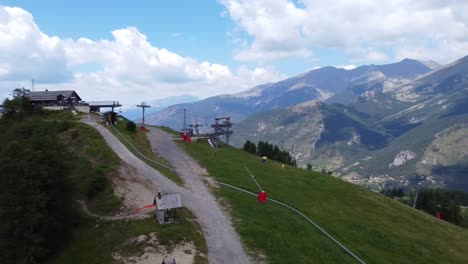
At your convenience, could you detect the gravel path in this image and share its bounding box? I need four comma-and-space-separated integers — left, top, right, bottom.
81, 117, 251, 264
146, 127, 251, 264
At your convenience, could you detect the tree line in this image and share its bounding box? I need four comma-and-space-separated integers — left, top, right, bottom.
0, 90, 74, 263
1, 88, 122, 263
243, 140, 297, 166
415, 188, 468, 226
380, 187, 468, 227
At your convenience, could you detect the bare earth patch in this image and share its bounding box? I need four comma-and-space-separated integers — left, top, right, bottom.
112, 233, 196, 264
111, 162, 198, 264
114, 161, 157, 214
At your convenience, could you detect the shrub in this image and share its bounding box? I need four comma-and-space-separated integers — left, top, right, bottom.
126, 121, 136, 132
87, 176, 108, 199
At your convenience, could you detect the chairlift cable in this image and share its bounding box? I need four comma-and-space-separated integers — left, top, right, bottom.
244, 165, 263, 192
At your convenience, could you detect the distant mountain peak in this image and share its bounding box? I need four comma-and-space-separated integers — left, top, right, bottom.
416, 59, 441, 70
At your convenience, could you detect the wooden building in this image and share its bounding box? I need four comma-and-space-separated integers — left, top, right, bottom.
153, 192, 182, 224
26, 90, 82, 107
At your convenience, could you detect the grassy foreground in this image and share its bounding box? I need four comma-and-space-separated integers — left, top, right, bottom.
51, 209, 207, 264
179, 140, 468, 264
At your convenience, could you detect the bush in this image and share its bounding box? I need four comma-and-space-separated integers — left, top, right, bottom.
126, 121, 136, 132
56, 121, 72, 132
87, 176, 108, 199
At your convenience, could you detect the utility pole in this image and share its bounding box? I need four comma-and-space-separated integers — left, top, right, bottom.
183, 108, 187, 135
137, 102, 151, 126
413, 189, 419, 208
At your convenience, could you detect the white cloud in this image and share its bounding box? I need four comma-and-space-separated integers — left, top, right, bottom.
221, 0, 468, 63
0, 7, 72, 82
0, 6, 283, 104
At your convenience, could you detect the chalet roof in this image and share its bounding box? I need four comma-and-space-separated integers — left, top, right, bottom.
26, 90, 81, 101
155, 193, 182, 210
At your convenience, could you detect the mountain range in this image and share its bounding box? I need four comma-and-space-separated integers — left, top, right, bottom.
145, 59, 437, 129
121, 94, 199, 121
146, 56, 468, 191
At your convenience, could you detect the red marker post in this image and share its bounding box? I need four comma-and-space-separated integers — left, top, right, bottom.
244, 166, 267, 203
258, 191, 267, 203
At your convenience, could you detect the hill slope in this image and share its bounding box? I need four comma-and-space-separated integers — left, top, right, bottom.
231, 101, 389, 169
179, 140, 468, 263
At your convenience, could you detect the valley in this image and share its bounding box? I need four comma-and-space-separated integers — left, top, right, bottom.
143, 55, 468, 191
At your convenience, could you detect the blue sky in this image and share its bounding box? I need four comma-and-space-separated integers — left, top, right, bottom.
0, 0, 331, 75
1, 1, 235, 65
1, 1, 468, 103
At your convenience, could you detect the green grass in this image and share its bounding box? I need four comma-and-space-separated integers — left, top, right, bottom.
39, 109, 81, 121
106, 119, 183, 185
27, 111, 123, 214
179, 140, 468, 264
51, 209, 208, 264
60, 122, 123, 213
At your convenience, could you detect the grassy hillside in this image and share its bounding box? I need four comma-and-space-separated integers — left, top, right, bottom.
179, 140, 468, 263
352, 114, 468, 184
0, 109, 208, 263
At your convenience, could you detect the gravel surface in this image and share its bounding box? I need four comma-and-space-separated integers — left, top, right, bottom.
81, 117, 251, 264
146, 127, 251, 264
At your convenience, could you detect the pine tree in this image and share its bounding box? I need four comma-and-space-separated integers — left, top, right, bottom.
243, 140, 252, 152
249, 142, 257, 154
273, 146, 280, 161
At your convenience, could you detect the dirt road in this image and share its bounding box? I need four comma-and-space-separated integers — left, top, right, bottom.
146, 127, 251, 264
82, 118, 251, 264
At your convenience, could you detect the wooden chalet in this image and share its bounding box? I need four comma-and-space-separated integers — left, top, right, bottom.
26, 90, 82, 107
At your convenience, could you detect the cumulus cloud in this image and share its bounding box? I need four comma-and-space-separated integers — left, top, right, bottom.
0, 7, 72, 82
221, 0, 468, 63
0, 6, 283, 104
